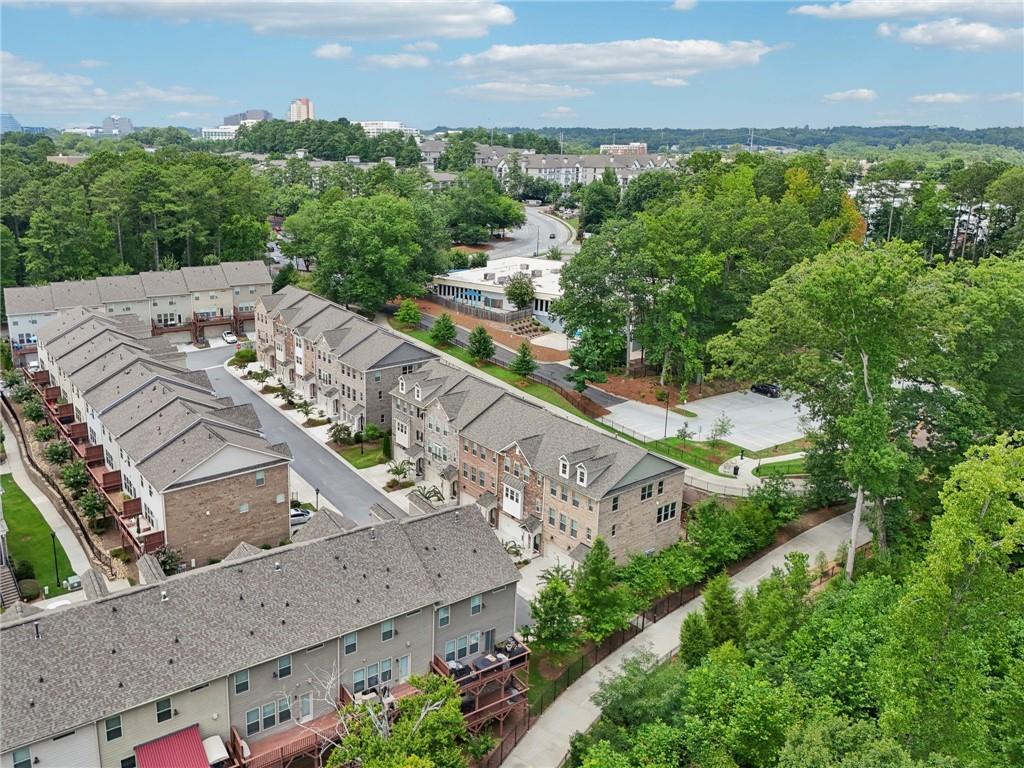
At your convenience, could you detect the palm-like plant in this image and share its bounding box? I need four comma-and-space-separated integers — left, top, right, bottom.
250, 369, 271, 385
296, 400, 314, 419
539, 562, 575, 588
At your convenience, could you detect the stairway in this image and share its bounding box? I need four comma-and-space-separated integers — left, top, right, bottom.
0, 564, 21, 609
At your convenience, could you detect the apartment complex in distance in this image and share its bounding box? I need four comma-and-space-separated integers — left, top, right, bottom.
288, 97, 315, 122
392, 360, 686, 562
355, 120, 419, 138
3, 261, 272, 363
27, 308, 291, 564
254, 287, 435, 432
599, 142, 648, 155
0, 508, 525, 768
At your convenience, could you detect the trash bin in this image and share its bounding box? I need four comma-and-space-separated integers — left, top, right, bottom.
733, 464, 740, 478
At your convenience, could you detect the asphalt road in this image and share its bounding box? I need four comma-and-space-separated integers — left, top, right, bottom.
185, 348, 402, 525
490, 206, 576, 260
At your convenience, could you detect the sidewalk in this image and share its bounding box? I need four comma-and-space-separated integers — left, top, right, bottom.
1, 409, 130, 593
503, 509, 870, 768
719, 452, 807, 491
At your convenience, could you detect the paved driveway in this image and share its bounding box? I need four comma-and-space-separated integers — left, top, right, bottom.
489, 207, 576, 260
186, 353, 402, 525
605, 389, 810, 452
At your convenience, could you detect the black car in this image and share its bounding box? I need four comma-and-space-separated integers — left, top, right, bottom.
751, 382, 781, 398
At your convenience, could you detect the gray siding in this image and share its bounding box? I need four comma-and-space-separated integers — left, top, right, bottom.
2, 728, 100, 768
434, 586, 517, 661
338, 611, 436, 695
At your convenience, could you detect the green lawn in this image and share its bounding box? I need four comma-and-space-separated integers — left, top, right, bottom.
753, 457, 807, 477
391, 322, 586, 419
748, 437, 811, 459
1, 474, 74, 597
337, 442, 388, 469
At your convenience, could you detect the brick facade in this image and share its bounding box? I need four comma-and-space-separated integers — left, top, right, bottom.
163, 464, 290, 566
595, 471, 685, 561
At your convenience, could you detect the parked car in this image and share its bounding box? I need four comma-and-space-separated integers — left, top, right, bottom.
221, 330, 238, 344
289, 508, 312, 526
751, 382, 781, 398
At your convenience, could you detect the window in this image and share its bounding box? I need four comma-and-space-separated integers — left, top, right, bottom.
469, 631, 480, 654
381, 619, 394, 642
570, 519, 578, 539
559, 513, 567, 532
367, 662, 380, 689
559, 458, 569, 477
586, 527, 592, 541
471, 594, 483, 615
276, 493, 286, 504
155, 698, 172, 723
277, 654, 292, 679
640, 483, 653, 501
12, 749, 30, 768
572, 492, 580, 508
611, 524, 617, 537
380, 658, 393, 683
278, 697, 291, 723
353, 668, 366, 693
656, 502, 678, 525
344, 632, 358, 654
239, 502, 250, 514
105, 715, 122, 741
611, 495, 619, 511
577, 465, 587, 486
121, 758, 137, 768
234, 669, 249, 694
560, 484, 568, 502
548, 507, 556, 525
457, 635, 468, 659
374, 371, 381, 382
234, 287, 240, 295
255, 470, 266, 487
246, 708, 262, 741
262, 702, 276, 730
438, 605, 450, 627
657, 480, 664, 495
444, 639, 457, 662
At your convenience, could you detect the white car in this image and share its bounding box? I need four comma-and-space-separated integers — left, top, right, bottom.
289, 508, 312, 526
221, 330, 238, 344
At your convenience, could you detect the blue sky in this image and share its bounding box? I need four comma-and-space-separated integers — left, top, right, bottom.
2, 1, 1021, 130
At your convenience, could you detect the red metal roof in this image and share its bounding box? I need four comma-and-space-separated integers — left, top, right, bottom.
135, 723, 209, 768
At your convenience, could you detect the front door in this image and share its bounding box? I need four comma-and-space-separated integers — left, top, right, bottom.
398, 655, 411, 682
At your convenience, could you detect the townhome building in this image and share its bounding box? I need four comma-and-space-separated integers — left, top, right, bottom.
254, 287, 435, 432
29, 309, 292, 565
392, 360, 686, 562
0, 508, 524, 768
3, 261, 271, 362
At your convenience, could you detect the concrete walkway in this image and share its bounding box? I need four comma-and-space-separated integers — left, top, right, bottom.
503, 509, 870, 768
1, 409, 129, 592
719, 452, 807, 491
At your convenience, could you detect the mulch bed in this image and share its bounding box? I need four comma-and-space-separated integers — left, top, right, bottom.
597, 373, 743, 407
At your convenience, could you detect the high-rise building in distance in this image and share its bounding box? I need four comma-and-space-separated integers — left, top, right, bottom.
288, 98, 315, 122
355, 120, 420, 139
223, 108, 272, 126
101, 114, 134, 136
0, 112, 22, 133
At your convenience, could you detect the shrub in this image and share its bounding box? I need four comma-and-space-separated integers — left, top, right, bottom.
654, 389, 668, 402
229, 347, 257, 368
153, 546, 183, 575
110, 547, 132, 564
61, 461, 90, 496
363, 423, 384, 442
10, 383, 34, 403
395, 298, 422, 328
429, 313, 457, 346
12, 559, 35, 581
33, 424, 56, 442
78, 489, 107, 521
449, 250, 470, 270
43, 441, 71, 465
469, 252, 488, 268
2, 369, 21, 388
328, 422, 353, 445
381, 432, 392, 459
23, 399, 45, 422
18, 579, 41, 601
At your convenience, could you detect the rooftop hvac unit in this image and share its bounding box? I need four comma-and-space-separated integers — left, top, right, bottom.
532, 270, 543, 277
520, 264, 530, 270
496, 276, 509, 285
551, 268, 562, 275
483, 272, 495, 281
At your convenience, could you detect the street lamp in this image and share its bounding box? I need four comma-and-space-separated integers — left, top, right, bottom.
315, 488, 320, 510
50, 531, 60, 588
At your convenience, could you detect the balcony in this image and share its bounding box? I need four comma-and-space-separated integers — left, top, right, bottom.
11, 342, 37, 360
43, 385, 61, 403
234, 308, 255, 323
195, 312, 232, 329
431, 637, 530, 732
68, 422, 89, 443
84, 444, 105, 467
88, 465, 122, 493
53, 403, 75, 424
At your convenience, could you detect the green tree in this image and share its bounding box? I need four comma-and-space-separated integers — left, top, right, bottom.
272, 262, 297, 293
702, 572, 742, 648
429, 313, 457, 347
678, 611, 715, 669
395, 298, 422, 328
708, 412, 734, 446
573, 537, 632, 643
564, 327, 616, 393
78, 489, 107, 526
32, 424, 56, 443
467, 325, 495, 362
326, 675, 470, 768
529, 576, 579, 660
509, 341, 537, 379
579, 170, 621, 233
22, 399, 45, 422
503, 271, 535, 311
43, 441, 71, 465
60, 460, 90, 497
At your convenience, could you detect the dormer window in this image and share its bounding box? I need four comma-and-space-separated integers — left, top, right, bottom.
414, 384, 421, 401
399, 377, 406, 394
559, 457, 569, 478
576, 465, 587, 487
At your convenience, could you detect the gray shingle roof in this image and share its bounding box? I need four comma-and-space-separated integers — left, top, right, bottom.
181, 265, 229, 292
218, 260, 272, 286
138, 270, 188, 296
2, 285, 54, 315
49, 280, 101, 309
223, 541, 263, 561
0, 508, 517, 753
96, 275, 146, 303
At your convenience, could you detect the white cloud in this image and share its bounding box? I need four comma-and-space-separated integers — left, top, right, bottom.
403, 41, 440, 52
363, 53, 430, 69
0, 51, 218, 114
169, 111, 194, 118
791, 1, 1022, 21
910, 92, 977, 103
62, 1, 515, 39
652, 78, 688, 87
540, 105, 576, 118
449, 82, 593, 102
312, 43, 353, 60
452, 38, 781, 86
672, 0, 698, 10
78, 58, 106, 68
877, 18, 1022, 50
992, 91, 1024, 101
823, 87, 878, 101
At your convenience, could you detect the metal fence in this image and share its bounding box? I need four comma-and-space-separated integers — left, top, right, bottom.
425, 293, 533, 324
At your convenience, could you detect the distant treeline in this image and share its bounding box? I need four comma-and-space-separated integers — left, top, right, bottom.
432, 125, 1024, 152
232, 119, 422, 165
